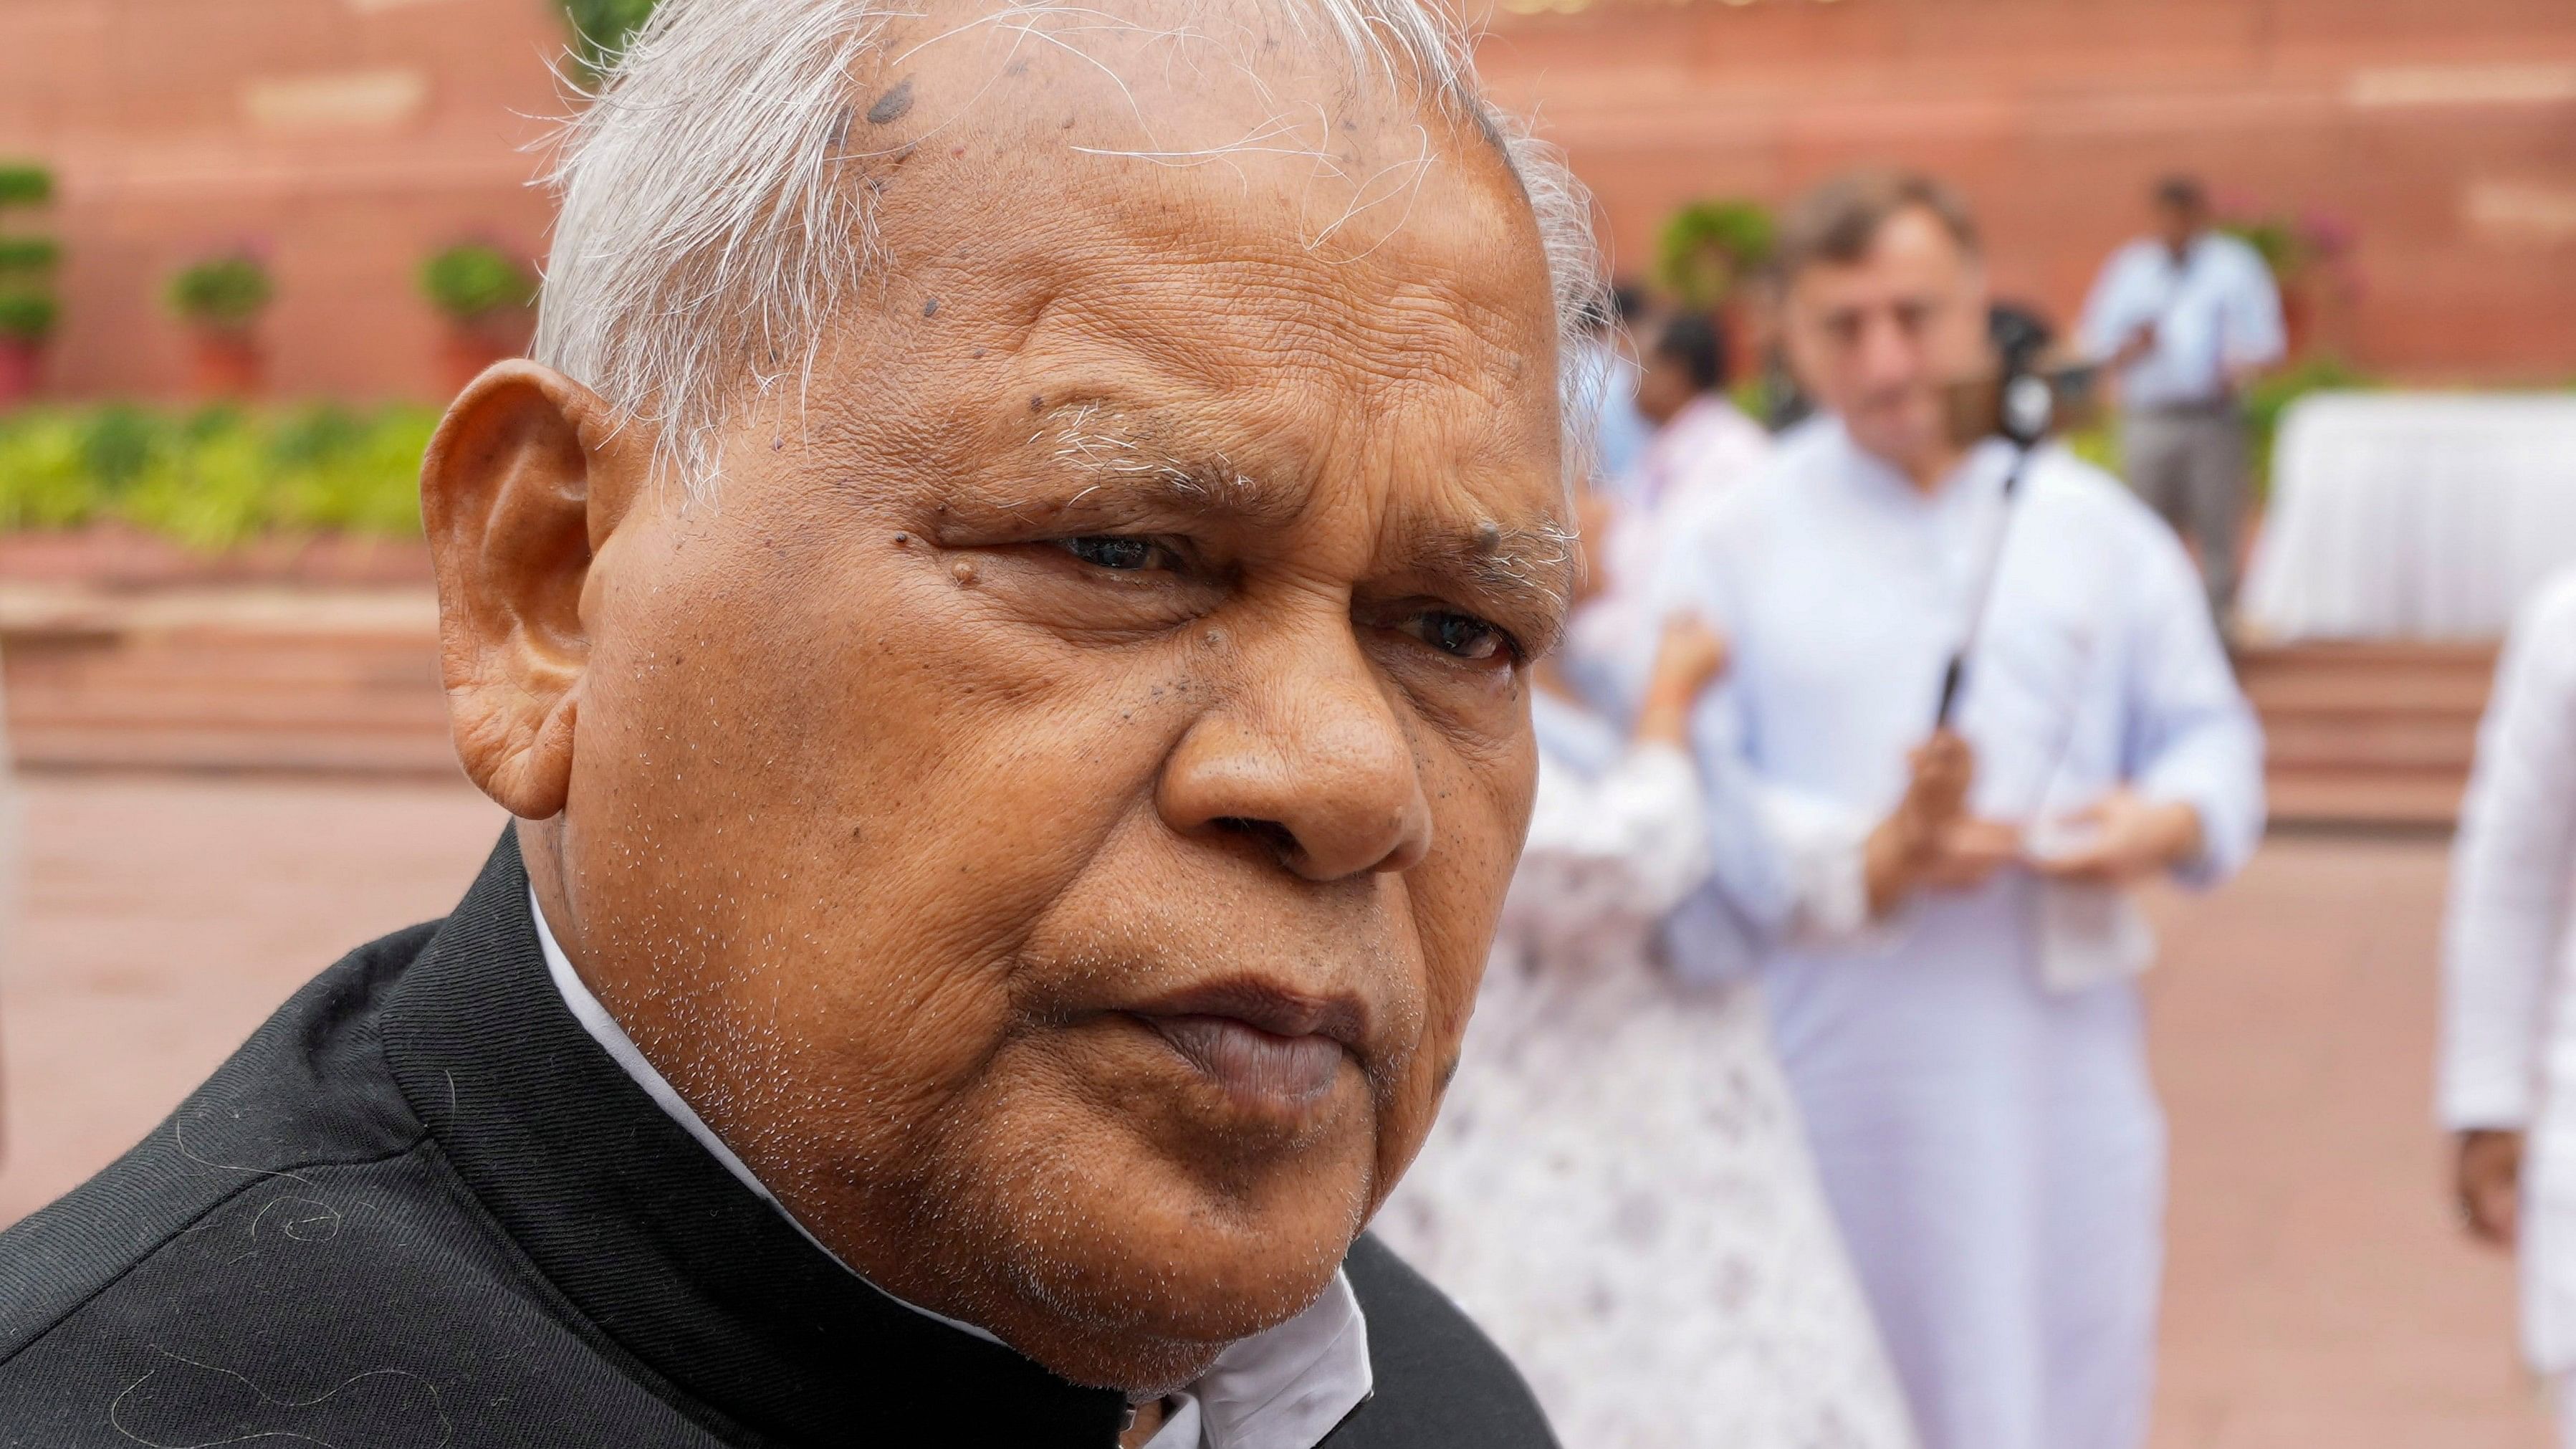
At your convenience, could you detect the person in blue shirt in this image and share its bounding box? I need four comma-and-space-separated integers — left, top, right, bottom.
2079, 175, 2287, 623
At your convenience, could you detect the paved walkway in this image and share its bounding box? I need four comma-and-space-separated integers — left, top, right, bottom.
0, 775, 2548, 1445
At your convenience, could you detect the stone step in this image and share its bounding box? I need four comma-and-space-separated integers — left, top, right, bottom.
2265, 770, 2468, 831
2, 587, 456, 778
2237, 643, 2497, 829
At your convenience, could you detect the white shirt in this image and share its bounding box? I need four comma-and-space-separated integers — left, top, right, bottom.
2438, 568, 2576, 1372
531, 891, 1374, 1449
1644, 417, 2264, 1448
1653, 417, 2265, 982
2440, 570, 2576, 1137
2079, 231, 2286, 411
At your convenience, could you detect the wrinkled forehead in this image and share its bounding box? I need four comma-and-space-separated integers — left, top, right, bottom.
823, 5, 1567, 542
859, 3, 1538, 267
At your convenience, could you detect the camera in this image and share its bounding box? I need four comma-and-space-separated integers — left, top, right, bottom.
1943, 301, 2103, 449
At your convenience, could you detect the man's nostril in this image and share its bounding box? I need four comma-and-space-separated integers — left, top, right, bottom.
1212, 816, 1300, 859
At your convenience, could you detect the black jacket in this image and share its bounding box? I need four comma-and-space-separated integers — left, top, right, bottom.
0, 833, 1553, 1448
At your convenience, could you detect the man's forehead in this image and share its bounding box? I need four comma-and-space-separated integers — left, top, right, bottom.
859, 4, 1531, 269
1798, 217, 1978, 304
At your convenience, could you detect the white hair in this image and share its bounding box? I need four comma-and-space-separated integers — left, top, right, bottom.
534, 0, 1599, 495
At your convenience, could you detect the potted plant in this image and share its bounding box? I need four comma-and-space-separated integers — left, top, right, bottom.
168, 249, 274, 398
1656, 197, 1776, 388
1656, 199, 1775, 314
2216, 200, 2360, 360
0, 163, 57, 406
419, 241, 538, 393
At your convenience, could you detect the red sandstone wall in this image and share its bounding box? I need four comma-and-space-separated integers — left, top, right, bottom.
0, 0, 2567, 401
0, 0, 564, 401
1481, 0, 2576, 381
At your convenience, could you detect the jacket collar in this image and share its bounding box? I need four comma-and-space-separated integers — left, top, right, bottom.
378, 831, 1130, 1445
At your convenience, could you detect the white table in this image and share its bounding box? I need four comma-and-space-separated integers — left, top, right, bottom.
2243, 393, 2576, 641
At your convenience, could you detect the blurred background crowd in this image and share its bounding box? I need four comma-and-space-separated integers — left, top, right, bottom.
1, 1, 2572, 1445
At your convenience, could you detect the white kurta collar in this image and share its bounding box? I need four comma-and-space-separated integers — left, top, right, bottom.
1819, 416, 2018, 513
529, 889, 1373, 1449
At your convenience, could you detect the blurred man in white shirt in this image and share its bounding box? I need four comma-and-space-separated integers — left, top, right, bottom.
2079, 175, 2285, 623
1661, 169, 2264, 1449
2441, 566, 2576, 1447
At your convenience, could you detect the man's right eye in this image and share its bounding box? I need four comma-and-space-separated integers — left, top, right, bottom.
1055, 535, 1179, 573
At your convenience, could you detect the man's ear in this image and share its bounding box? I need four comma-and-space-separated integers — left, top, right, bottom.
421, 360, 650, 820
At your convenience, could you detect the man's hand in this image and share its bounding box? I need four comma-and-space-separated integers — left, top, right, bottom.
1864, 732, 2018, 917
2110, 320, 2160, 368
2029, 789, 2203, 886
2456, 1129, 2524, 1248
1919, 818, 2022, 891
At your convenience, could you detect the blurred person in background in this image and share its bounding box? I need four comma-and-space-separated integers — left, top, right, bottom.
2441, 565, 2576, 1448
1624, 309, 1771, 512
2079, 174, 2285, 626
1572, 281, 1654, 487
1562, 307, 1771, 717
1379, 502, 1915, 1449
1655, 170, 2265, 1449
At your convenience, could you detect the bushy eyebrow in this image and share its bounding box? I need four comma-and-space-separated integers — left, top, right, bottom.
1036, 400, 1574, 646
1041, 402, 1306, 529
1400, 519, 1576, 608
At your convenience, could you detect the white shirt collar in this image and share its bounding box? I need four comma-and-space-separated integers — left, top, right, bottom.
529, 889, 1373, 1449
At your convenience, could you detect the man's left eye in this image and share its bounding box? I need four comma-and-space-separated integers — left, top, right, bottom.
1057, 536, 1172, 572
1403, 609, 1515, 663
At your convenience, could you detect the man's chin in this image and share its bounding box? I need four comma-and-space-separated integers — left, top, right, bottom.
794, 1139, 1360, 1390
984, 1217, 1352, 1392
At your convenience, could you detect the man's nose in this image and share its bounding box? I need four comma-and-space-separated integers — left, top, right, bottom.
1156, 626, 1435, 882
1854, 312, 1923, 388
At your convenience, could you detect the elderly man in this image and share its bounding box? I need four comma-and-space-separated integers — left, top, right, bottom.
1655, 171, 2265, 1449
2079, 174, 2286, 623
0, 4, 1589, 1445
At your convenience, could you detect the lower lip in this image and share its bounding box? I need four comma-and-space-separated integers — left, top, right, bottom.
1141, 1015, 1345, 1113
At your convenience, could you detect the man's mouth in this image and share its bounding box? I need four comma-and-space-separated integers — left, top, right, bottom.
1143, 1015, 1344, 1109
1126, 980, 1366, 1114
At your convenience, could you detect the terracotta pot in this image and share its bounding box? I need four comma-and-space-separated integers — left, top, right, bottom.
188, 330, 264, 399
0, 336, 41, 406
436, 321, 525, 398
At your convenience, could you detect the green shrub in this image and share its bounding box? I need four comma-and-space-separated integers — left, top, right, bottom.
1657, 199, 1775, 312
562, 0, 661, 80
420, 243, 537, 324
0, 160, 56, 346
168, 252, 274, 331
0, 403, 436, 547
0, 293, 56, 343
0, 236, 57, 274
0, 165, 49, 208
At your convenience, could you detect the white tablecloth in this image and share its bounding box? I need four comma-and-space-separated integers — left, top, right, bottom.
2243, 393, 2576, 641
